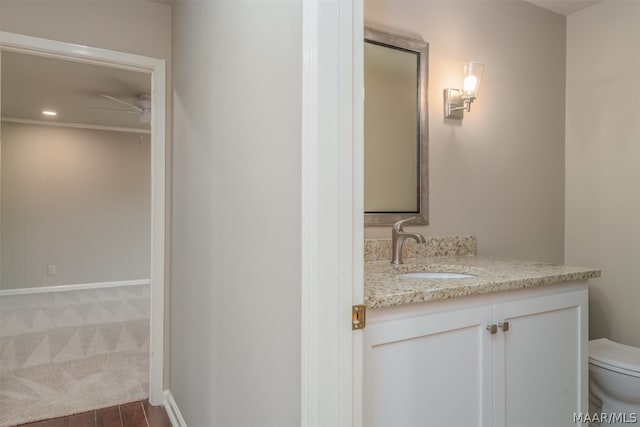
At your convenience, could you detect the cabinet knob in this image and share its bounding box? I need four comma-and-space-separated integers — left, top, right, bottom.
499, 321, 510, 332
486, 324, 498, 334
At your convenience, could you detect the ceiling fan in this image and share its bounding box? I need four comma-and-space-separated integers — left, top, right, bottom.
89, 94, 151, 123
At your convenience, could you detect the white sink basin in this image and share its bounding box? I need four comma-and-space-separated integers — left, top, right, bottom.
399, 272, 476, 279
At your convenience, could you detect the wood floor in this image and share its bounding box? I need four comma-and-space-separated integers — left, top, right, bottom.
14, 400, 171, 427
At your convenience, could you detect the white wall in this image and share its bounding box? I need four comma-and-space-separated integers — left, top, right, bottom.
565, 0, 640, 347
364, 0, 567, 263
171, 1, 301, 425
1, 123, 150, 289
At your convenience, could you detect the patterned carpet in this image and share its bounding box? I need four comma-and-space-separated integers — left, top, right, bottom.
0, 284, 149, 426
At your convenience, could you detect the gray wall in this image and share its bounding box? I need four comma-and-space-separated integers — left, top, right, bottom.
565, 0, 640, 347
1, 123, 150, 289
171, 1, 301, 425
364, 0, 567, 264
0, 0, 171, 60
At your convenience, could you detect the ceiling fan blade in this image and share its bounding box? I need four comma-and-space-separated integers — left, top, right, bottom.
100, 94, 143, 112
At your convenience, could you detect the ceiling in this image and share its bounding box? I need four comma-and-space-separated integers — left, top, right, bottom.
1, 50, 151, 131
1, 1, 598, 131
524, 0, 601, 16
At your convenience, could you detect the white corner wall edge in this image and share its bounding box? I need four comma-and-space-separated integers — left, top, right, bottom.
0, 279, 150, 297
164, 390, 187, 427
0, 31, 167, 407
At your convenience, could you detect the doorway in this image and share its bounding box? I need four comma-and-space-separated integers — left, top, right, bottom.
0, 31, 166, 424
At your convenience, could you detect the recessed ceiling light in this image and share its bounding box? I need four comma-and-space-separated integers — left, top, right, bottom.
42, 110, 57, 116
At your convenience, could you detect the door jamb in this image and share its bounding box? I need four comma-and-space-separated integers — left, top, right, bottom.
300, 0, 364, 425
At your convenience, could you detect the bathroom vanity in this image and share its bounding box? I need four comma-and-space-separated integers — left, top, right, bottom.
363, 238, 600, 427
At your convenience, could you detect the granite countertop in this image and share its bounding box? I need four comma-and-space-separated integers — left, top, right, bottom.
364, 237, 601, 309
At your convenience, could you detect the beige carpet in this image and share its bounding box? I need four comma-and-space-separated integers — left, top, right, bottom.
0, 284, 150, 426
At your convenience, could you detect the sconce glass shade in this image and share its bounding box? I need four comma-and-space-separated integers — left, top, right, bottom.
462, 62, 484, 99
444, 62, 485, 119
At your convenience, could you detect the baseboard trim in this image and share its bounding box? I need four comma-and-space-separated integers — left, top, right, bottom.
0, 279, 150, 297
164, 390, 187, 427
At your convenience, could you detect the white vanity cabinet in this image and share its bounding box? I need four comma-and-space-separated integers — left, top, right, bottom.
363, 282, 589, 427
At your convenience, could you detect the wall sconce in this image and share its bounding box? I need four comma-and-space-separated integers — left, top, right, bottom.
444, 62, 485, 119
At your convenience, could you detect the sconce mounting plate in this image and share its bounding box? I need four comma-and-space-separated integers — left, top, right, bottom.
444, 88, 464, 120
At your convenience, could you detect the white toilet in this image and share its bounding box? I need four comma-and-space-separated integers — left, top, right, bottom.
589, 338, 640, 420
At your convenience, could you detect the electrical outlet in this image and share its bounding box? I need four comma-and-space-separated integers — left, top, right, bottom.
47, 264, 56, 275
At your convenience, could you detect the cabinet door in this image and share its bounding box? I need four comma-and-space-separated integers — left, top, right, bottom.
493, 289, 588, 427
364, 305, 493, 427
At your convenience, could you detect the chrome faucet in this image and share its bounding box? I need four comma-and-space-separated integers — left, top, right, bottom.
391, 217, 426, 265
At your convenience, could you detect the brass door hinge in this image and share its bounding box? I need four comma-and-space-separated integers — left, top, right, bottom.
352, 305, 366, 330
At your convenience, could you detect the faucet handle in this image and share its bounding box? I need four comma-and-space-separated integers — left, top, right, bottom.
392, 216, 420, 232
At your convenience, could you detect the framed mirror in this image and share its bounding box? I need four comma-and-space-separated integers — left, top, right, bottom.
364, 27, 428, 226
